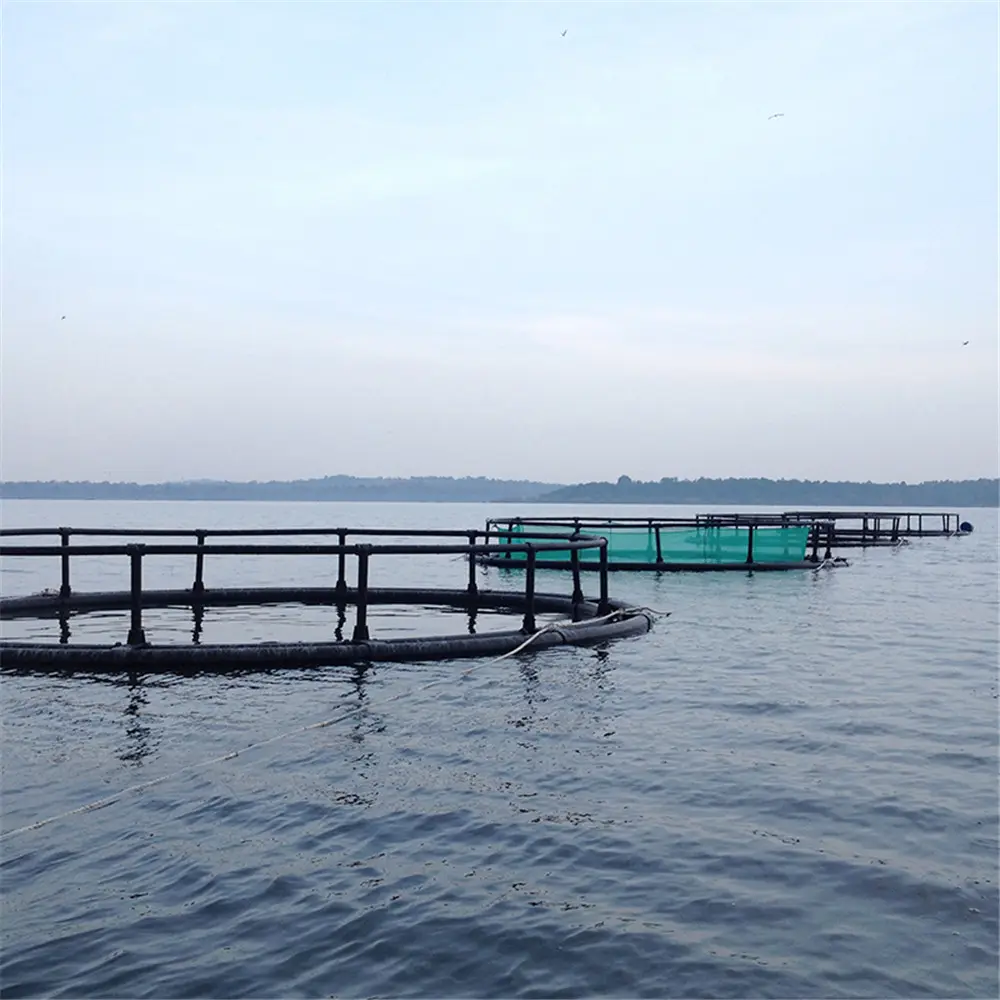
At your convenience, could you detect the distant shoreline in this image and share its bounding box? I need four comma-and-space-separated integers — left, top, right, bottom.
1, 476, 996, 508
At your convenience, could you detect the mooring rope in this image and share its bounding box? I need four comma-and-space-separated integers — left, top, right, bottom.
0, 605, 669, 843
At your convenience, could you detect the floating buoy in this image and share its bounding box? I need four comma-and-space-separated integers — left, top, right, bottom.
959, 521, 974, 534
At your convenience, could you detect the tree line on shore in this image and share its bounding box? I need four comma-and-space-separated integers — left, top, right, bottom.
1, 475, 996, 506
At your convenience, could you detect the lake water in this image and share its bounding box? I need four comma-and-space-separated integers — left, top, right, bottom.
1, 500, 997, 999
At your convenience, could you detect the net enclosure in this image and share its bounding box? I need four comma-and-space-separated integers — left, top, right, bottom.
495, 523, 811, 566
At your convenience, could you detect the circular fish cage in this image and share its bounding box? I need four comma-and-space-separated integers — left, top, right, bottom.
0, 527, 654, 673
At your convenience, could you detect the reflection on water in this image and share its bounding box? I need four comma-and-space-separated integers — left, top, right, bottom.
117, 672, 153, 766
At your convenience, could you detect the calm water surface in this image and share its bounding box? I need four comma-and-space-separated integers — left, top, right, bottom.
2, 501, 997, 998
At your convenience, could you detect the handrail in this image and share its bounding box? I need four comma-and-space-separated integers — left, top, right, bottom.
0, 526, 593, 539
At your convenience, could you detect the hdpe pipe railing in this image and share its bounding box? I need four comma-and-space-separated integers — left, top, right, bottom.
0, 527, 612, 646
775, 510, 964, 542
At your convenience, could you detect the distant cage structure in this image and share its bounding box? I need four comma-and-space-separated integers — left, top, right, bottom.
482, 510, 972, 572
0, 527, 654, 672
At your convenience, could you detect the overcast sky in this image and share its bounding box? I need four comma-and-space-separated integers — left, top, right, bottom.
2, 0, 997, 484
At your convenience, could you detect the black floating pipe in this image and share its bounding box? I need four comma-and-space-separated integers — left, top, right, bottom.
193, 530, 206, 593
598, 542, 610, 615
352, 545, 371, 642
127, 545, 146, 646
522, 545, 536, 633
467, 531, 478, 597
59, 528, 71, 599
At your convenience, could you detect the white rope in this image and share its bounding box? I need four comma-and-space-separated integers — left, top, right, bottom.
1, 605, 668, 843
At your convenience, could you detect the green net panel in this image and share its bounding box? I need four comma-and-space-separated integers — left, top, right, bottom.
496, 525, 811, 565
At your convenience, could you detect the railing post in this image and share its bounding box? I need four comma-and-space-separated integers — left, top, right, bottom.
598, 541, 610, 615
467, 531, 478, 597
824, 523, 833, 560
59, 528, 71, 599
522, 544, 537, 633
811, 525, 820, 562
352, 545, 371, 642
504, 520, 514, 560
745, 524, 755, 565
127, 544, 147, 646
336, 530, 348, 597
192, 530, 206, 593
654, 525, 663, 565
570, 534, 584, 606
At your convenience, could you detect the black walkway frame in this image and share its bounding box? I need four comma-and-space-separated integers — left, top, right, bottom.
0, 527, 653, 671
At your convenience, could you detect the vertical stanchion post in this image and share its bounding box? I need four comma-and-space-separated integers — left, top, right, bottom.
745, 524, 755, 565
193, 530, 206, 593
467, 531, 478, 598
598, 541, 610, 615
570, 534, 584, 606
352, 545, 370, 642
918, 514, 923, 534
811, 525, 820, 562
127, 544, 146, 646
59, 528, 71, 599
824, 523, 833, 560
504, 521, 514, 560
336, 530, 348, 597
522, 545, 536, 632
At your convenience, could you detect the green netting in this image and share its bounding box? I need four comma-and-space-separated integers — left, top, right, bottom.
495, 525, 810, 565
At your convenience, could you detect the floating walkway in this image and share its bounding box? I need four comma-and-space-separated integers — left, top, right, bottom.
0, 527, 654, 672
482, 510, 972, 572
775, 510, 971, 546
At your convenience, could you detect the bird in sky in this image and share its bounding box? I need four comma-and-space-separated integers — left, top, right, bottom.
962, 340, 970, 346
61, 315, 66, 320
561, 29, 568, 36
768, 113, 785, 120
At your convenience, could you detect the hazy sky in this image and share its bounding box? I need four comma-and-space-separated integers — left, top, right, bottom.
2, 0, 997, 484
